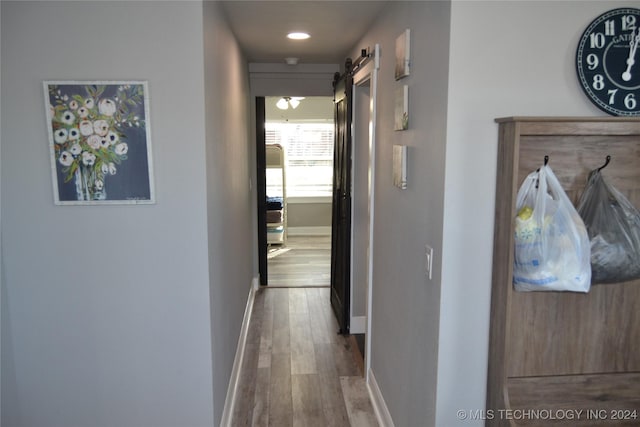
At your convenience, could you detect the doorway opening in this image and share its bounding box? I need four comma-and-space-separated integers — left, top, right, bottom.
263, 96, 334, 288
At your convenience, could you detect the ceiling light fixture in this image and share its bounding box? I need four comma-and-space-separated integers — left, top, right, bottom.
287, 32, 310, 40
276, 97, 304, 110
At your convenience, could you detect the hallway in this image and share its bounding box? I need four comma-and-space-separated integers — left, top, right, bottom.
231, 286, 378, 426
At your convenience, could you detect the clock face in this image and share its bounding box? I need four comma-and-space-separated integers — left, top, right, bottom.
576, 8, 640, 116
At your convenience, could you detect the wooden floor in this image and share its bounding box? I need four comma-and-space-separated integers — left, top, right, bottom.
267, 236, 331, 287
231, 286, 378, 426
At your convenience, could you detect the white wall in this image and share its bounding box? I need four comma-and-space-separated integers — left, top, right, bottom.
1, 2, 215, 426
265, 95, 333, 122
202, 2, 254, 424
437, 1, 639, 426
352, 2, 451, 426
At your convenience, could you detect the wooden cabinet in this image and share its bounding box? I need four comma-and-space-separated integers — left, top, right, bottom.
487, 117, 640, 426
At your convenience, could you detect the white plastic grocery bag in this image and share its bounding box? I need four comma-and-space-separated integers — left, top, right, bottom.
513, 165, 591, 292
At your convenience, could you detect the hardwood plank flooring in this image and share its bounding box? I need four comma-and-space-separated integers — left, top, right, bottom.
231, 287, 378, 426
340, 377, 380, 427
268, 236, 331, 287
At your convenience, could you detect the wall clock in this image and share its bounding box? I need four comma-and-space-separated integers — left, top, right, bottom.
576, 8, 640, 116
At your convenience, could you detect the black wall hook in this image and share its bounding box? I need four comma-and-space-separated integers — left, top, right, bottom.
537, 155, 549, 173
597, 155, 611, 172
535, 156, 549, 188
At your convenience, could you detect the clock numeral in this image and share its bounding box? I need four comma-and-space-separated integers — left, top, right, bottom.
610, 92, 640, 110
593, 74, 605, 91
605, 19, 615, 36
622, 14, 637, 31
625, 93, 637, 110
586, 53, 599, 70
590, 32, 606, 49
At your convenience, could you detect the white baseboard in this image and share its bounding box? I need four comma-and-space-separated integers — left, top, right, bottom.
367, 368, 395, 427
287, 226, 331, 236
219, 276, 259, 427
350, 316, 366, 334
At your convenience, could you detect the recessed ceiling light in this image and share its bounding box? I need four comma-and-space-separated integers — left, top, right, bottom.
287, 32, 310, 40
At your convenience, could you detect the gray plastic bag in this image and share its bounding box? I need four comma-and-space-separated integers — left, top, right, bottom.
577, 169, 640, 284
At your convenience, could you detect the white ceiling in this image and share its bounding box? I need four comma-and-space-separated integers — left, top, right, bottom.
219, 1, 390, 64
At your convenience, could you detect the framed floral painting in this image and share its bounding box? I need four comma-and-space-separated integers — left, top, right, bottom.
44, 81, 155, 205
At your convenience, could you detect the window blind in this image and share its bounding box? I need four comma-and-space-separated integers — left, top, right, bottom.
265, 122, 334, 197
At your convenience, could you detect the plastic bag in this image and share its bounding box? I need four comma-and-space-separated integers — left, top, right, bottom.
513, 165, 591, 292
577, 169, 640, 284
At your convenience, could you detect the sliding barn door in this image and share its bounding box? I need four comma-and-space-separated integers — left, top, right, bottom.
330, 70, 353, 334
256, 97, 268, 286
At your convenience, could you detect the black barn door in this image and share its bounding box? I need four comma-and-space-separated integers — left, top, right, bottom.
256, 97, 268, 286
330, 68, 353, 334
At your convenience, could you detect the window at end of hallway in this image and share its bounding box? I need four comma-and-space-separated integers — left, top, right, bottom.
266, 122, 334, 198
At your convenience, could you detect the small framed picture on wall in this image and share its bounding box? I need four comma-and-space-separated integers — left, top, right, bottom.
393, 145, 408, 190
394, 85, 409, 131
395, 29, 411, 80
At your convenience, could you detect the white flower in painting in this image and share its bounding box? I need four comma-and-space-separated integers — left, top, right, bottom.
115, 142, 128, 155
54, 128, 68, 144
61, 111, 76, 125
77, 107, 89, 119
93, 119, 109, 136
106, 131, 119, 145
98, 99, 117, 116
84, 98, 95, 109
59, 151, 73, 167
95, 179, 104, 191
49, 104, 55, 119
68, 128, 80, 141
70, 143, 82, 156
101, 163, 109, 175
60, 111, 76, 125
108, 162, 117, 175
87, 135, 102, 150
69, 100, 79, 110
79, 120, 93, 136
100, 137, 110, 149
82, 151, 96, 166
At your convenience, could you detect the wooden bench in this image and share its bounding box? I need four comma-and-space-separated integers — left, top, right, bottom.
487, 118, 640, 427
